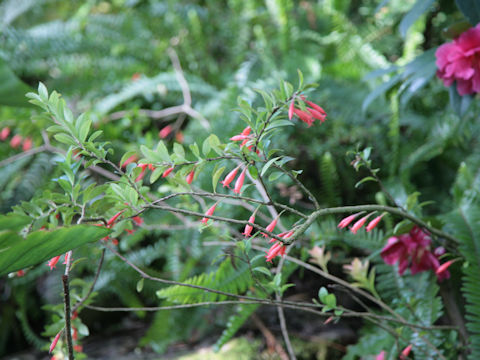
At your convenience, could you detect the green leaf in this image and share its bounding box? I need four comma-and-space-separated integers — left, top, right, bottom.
155, 141, 171, 162
54, 133, 77, 146
173, 143, 185, 160
0, 213, 32, 232
455, 0, 480, 25
268, 171, 283, 182
137, 278, 144, 293
260, 157, 280, 177
212, 166, 225, 192
318, 287, 328, 303
252, 267, 272, 277
0, 225, 110, 276
0, 58, 34, 107
355, 176, 377, 188
399, 0, 435, 38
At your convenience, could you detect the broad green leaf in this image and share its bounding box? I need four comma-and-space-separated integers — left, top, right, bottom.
212, 165, 225, 192
261, 157, 280, 177
0, 213, 32, 232
0, 225, 110, 276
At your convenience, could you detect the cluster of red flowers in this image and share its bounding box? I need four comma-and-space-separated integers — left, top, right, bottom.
436, 23, 480, 95
380, 226, 452, 281
0, 127, 33, 151
288, 96, 327, 127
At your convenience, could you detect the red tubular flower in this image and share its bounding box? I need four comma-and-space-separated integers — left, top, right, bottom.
265, 241, 285, 262
186, 169, 195, 184
132, 216, 143, 226
10, 134, 22, 148
293, 108, 315, 126
288, 100, 295, 120
47, 256, 61, 270
22, 137, 32, 151
107, 210, 125, 227
375, 351, 386, 360
121, 154, 138, 168
262, 216, 279, 237
233, 166, 247, 194
306, 107, 326, 122
400, 344, 412, 360
49, 331, 62, 354
159, 125, 173, 139
241, 126, 252, 136
305, 100, 326, 116
436, 260, 455, 281
337, 213, 361, 229
0, 127, 10, 140
230, 134, 251, 141
72, 327, 78, 341
221, 166, 240, 188
201, 203, 217, 224
74, 345, 83, 352
62, 251, 72, 265
16, 269, 25, 277
366, 213, 385, 232
71, 311, 78, 320
243, 214, 255, 237
162, 166, 174, 177
350, 213, 373, 234
135, 163, 149, 182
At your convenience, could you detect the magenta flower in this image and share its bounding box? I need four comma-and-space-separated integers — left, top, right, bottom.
436, 24, 480, 95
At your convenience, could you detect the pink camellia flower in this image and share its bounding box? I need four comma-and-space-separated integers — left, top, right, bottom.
221, 166, 240, 188
337, 213, 361, 229
47, 255, 62, 270
201, 203, 217, 224
233, 166, 247, 194
243, 214, 255, 237
159, 125, 173, 139
186, 169, 195, 184
162, 166, 174, 177
0, 127, 10, 140
436, 24, 480, 95
22, 137, 33, 151
49, 331, 62, 354
10, 134, 22, 148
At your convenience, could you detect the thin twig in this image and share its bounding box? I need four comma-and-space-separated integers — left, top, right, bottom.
62, 275, 74, 360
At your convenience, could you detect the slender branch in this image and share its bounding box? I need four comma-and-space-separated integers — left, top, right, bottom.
62, 275, 74, 360
72, 249, 106, 314
0, 145, 49, 167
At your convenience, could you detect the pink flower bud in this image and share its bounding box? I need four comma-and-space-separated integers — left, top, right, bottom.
49, 331, 62, 354
243, 215, 255, 237
233, 166, 247, 194
293, 109, 315, 126
132, 216, 143, 225
375, 351, 386, 360
306, 107, 326, 122
366, 214, 385, 232
121, 154, 138, 168
400, 344, 412, 359
201, 203, 217, 224
162, 166, 174, 177
230, 134, 251, 141
107, 210, 125, 227
0, 127, 10, 140
47, 256, 61, 270
22, 137, 33, 151
305, 100, 326, 116
186, 169, 195, 184
337, 213, 361, 229
135, 163, 149, 182
221, 166, 240, 188
288, 100, 295, 120
241, 126, 252, 136
263, 217, 279, 237
159, 125, 173, 139
10, 134, 22, 148
436, 260, 455, 280
350, 214, 373, 234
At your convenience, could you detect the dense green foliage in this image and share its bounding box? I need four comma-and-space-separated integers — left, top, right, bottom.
1, 0, 480, 359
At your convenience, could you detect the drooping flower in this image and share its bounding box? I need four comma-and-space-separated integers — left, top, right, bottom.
121, 154, 138, 168
243, 214, 255, 237
366, 213, 385, 232
230, 134, 251, 141
288, 100, 295, 120
62, 251, 72, 265
159, 125, 173, 139
107, 210, 125, 227
436, 259, 455, 280
201, 203, 217, 224
233, 166, 247, 194
0, 127, 10, 140
135, 163, 149, 182
74, 345, 83, 352
262, 216, 279, 237
293, 108, 315, 126
47, 256, 62, 270
436, 24, 480, 95
186, 169, 195, 184
289, 96, 327, 126
22, 137, 32, 151
161, 166, 173, 178
49, 331, 62, 354
72, 327, 78, 341
132, 216, 143, 226
400, 344, 413, 360
375, 351, 386, 360
337, 213, 361, 229
10, 134, 22, 148
350, 213, 373, 234
221, 166, 240, 188
265, 241, 286, 262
